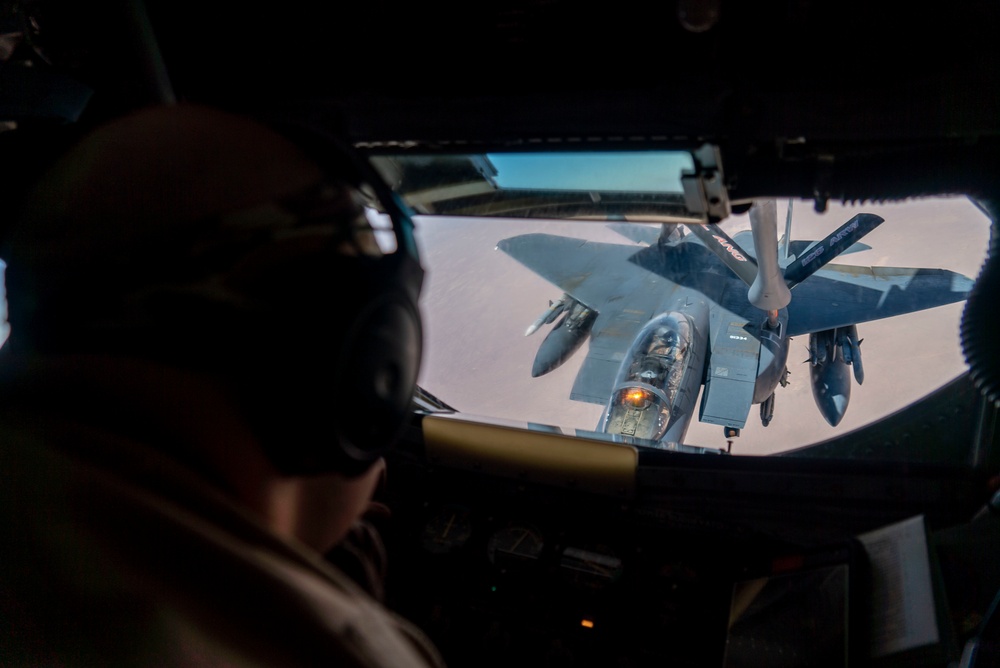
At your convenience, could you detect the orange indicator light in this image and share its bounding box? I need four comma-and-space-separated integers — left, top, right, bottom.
580, 619, 595, 629
625, 389, 647, 405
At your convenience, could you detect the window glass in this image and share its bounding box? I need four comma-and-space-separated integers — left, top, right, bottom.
414, 197, 989, 456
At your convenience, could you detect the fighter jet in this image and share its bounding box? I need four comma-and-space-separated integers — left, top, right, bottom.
497, 200, 975, 445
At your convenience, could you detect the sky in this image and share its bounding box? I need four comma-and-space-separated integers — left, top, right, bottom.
488, 152, 694, 192
414, 196, 990, 456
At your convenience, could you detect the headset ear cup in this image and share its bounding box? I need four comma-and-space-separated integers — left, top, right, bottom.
250, 251, 424, 478
336, 293, 422, 466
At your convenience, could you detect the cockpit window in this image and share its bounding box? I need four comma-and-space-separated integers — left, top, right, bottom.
596, 313, 701, 444
619, 316, 690, 388
409, 189, 989, 460
369, 151, 709, 224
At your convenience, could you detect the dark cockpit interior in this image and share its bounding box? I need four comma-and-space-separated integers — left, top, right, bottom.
3, 1, 1000, 665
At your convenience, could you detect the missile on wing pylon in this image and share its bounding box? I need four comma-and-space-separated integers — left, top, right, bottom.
525, 294, 570, 336
838, 324, 864, 385
808, 328, 834, 365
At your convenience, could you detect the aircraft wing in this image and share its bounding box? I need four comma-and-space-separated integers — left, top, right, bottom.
497, 233, 659, 312
786, 264, 976, 336
497, 233, 680, 405
605, 222, 661, 246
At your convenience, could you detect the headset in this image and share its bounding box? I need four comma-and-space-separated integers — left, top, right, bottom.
248, 119, 427, 477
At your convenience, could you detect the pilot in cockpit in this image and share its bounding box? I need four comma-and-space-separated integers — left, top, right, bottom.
651, 328, 681, 362
637, 327, 681, 385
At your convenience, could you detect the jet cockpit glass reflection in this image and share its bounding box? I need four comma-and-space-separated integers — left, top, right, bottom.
604, 387, 671, 440
621, 317, 691, 389
601, 313, 697, 442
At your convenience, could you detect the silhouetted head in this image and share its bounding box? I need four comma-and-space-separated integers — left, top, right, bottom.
2, 104, 423, 476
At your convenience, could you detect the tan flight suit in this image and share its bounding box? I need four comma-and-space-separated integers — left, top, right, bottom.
0, 404, 444, 667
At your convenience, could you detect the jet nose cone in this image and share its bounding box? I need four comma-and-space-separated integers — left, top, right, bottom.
531, 351, 556, 377
954, 273, 977, 295
821, 393, 849, 426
